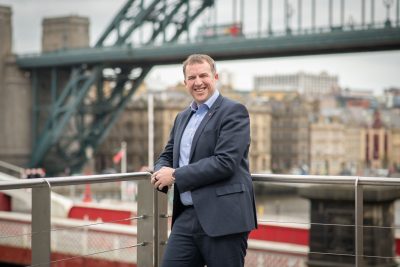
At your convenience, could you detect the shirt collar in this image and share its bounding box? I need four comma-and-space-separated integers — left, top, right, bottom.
190, 90, 220, 111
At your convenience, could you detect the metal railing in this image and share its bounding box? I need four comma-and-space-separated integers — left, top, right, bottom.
0, 172, 168, 267
0, 160, 25, 178
1, 172, 400, 266
252, 173, 400, 267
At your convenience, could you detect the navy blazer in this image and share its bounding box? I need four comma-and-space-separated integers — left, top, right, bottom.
155, 95, 257, 237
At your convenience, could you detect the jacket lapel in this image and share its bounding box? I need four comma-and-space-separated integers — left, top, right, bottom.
189, 95, 223, 161
173, 107, 194, 167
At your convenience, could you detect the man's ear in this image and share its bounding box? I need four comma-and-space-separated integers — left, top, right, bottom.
214, 73, 219, 80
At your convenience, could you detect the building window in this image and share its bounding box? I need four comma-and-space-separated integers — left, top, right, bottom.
365, 133, 369, 163
373, 134, 379, 160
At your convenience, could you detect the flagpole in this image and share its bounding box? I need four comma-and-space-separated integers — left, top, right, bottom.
148, 91, 154, 170
121, 141, 127, 173
120, 141, 127, 201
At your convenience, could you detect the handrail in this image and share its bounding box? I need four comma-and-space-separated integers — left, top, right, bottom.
252, 173, 400, 186
0, 171, 151, 190
2, 171, 398, 189
0, 160, 24, 178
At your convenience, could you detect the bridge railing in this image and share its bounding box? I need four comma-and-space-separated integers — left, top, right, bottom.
16, 19, 399, 60
1, 172, 400, 266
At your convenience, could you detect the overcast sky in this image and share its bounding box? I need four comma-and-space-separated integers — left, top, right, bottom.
1, 0, 399, 93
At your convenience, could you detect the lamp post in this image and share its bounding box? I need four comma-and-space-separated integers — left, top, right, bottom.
120, 141, 127, 201
148, 90, 154, 170
285, 0, 294, 34
384, 0, 394, 27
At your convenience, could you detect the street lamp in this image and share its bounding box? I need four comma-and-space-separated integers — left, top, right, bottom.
383, 0, 394, 27
285, 0, 294, 34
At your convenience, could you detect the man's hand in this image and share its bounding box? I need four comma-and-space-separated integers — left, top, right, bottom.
151, 167, 175, 191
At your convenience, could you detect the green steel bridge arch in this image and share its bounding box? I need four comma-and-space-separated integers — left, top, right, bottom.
15, 0, 400, 174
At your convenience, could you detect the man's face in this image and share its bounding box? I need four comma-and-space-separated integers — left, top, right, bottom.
184, 61, 218, 105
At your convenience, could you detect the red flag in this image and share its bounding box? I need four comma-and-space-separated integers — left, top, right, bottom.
113, 150, 123, 164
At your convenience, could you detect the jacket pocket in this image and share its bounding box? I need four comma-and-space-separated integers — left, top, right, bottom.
216, 183, 246, 196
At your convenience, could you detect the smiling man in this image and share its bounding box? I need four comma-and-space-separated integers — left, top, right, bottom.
151, 54, 257, 267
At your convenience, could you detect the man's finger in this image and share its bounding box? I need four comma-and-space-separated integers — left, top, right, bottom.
154, 179, 161, 188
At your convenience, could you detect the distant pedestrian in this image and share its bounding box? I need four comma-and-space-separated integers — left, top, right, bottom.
24, 169, 32, 179
32, 169, 40, 178
24, 168, 46, 178
38, 168, 46, 178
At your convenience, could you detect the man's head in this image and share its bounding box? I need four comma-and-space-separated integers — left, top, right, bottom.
183, 54, 218, 105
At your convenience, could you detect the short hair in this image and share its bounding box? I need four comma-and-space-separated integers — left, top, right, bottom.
182, 54, 216, 78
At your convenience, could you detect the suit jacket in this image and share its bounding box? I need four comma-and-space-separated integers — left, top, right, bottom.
155, 94, 257, 237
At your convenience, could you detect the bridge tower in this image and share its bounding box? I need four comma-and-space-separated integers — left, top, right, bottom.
0, 6, 31, 167
42, 15, 90, 52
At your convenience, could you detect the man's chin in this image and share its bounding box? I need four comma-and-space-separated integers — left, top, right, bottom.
194, 95, 206, 102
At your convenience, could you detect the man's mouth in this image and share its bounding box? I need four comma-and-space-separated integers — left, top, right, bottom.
194, 87, 205, 92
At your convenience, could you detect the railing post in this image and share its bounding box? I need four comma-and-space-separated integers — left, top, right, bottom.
155, 190, 168, 267
355, 178, 364, 267
137, 180, 155, 267
32, 183, 51, 267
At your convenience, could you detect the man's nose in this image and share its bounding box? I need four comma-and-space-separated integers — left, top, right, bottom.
194, 77, 202, 85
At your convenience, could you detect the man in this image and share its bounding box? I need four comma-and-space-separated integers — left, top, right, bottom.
151, 54, 257, 267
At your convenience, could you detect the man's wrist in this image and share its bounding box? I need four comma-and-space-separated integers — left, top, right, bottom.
171, 169, 176, 183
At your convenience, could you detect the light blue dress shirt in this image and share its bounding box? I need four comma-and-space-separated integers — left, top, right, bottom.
179, 90, 220, 205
